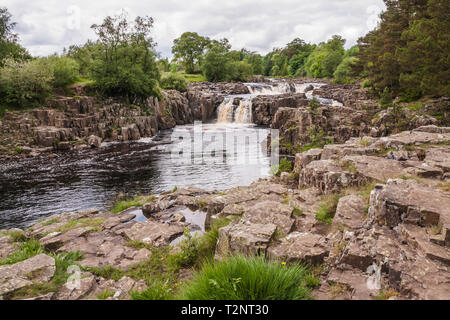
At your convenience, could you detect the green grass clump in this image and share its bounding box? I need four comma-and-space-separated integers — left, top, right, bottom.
111, 196, 146, 214
1, 230, 26, 243
315, 194, 340, 224
131, 280, 175, 300
181, 73, 206, 83
97, 290, 115, 300
270, 158, 293, 177
0, 239, 44, 265
57, 218, 106, 234
85, 265, 125, 281
180, 255, 313, 300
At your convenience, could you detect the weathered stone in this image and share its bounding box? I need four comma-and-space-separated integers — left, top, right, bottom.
369, 179, 450, 228
294, 149, 322, 174
267, 232, 329, 264
332, 195, 367, 231
215, 221, 277, 260
242, 201, 295, 234
300, 160, 367, 194
123, 221, 184, 247
55, 273, 96, 300
87, 135, 102, 148
0, 254, 55, 296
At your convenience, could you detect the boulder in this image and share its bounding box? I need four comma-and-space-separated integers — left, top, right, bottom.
242, 201, 295, 234
369, 179, 450, 228
332, 195, 367, 231
87, 135, 102, 148
0, 254, 55, 296
215, 221, 277, 260
122, 221, 184, 247
267, 232, 329, 264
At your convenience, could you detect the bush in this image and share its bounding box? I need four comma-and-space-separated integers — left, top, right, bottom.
180, 255, 313, 300
160, 73, 187, 92
46, 55, 80, 88
334, 57, 358, 84
0, 58, 54, 107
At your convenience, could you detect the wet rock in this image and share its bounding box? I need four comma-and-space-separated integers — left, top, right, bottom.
0, 254, 55, 296
123, 221, 184, 247
267, 232, 329, 264
215, 221, 277, 260
87, 135, 102, 148
142, 199, 172, 216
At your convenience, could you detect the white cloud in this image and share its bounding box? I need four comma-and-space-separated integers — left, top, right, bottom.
3, 0, 385, 57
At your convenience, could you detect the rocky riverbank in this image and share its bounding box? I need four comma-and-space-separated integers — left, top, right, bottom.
0, 124, 449, 300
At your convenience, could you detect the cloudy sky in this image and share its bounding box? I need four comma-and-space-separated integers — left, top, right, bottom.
3, 0, 385, 58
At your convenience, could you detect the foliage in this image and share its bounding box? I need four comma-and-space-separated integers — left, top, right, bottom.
160, 72, 187, 92
0, 239, 44, 265
355, 0, 450, 100
315, 194, 340, 224
89, 11, 161, 99
271, 157, 293, 177
334, 56, 358, 84
303, 35, 346, 78
180, 255, 313, 300
0, 7, 31, 67
0, 58, 54, 107
45, 55, 80, 88
111, 195, 146, 214
172, 32, 211, 74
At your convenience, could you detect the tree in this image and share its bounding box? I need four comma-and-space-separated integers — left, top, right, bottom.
0, 7, 30, 66
303, 35, 346, 78
202, 41, 231, 82
90, 11, 161, 99
353, 0, 449, 99
172, 32, 210, 74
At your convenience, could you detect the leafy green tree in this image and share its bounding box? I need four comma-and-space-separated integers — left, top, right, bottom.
304, 35, 345, 78
45, 55, 80, 88
245, 53, 263, 75
0, 7, 30, 66
66, 40, 99, 75
354, 0, 449, 99
201, 41, 230, 82
334, 56, 358, 84
172, 32, 210, 74
90, 12, 161, 99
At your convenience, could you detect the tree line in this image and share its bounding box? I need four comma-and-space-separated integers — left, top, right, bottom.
0, 0, 448, 109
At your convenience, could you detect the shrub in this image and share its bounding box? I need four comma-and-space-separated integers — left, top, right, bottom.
0, 58, 53, 107
160, 73, 187, 92
180, 255, 313, 300
46, 55, 80, 88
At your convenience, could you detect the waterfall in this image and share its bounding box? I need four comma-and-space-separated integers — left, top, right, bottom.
235, 99, 253, 123
217, 81, 342, 124
217, 98, 253, 124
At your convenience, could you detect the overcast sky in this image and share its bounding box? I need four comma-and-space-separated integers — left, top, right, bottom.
3, 0, 385, 58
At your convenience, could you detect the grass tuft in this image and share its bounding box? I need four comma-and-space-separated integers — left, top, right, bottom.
180, 255, 313, 300
0, 239, 44, 265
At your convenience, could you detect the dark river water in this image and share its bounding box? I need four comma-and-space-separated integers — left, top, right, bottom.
0, 123, 271, 229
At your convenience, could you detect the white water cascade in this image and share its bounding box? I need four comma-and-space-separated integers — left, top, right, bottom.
217, 81, 343, 124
